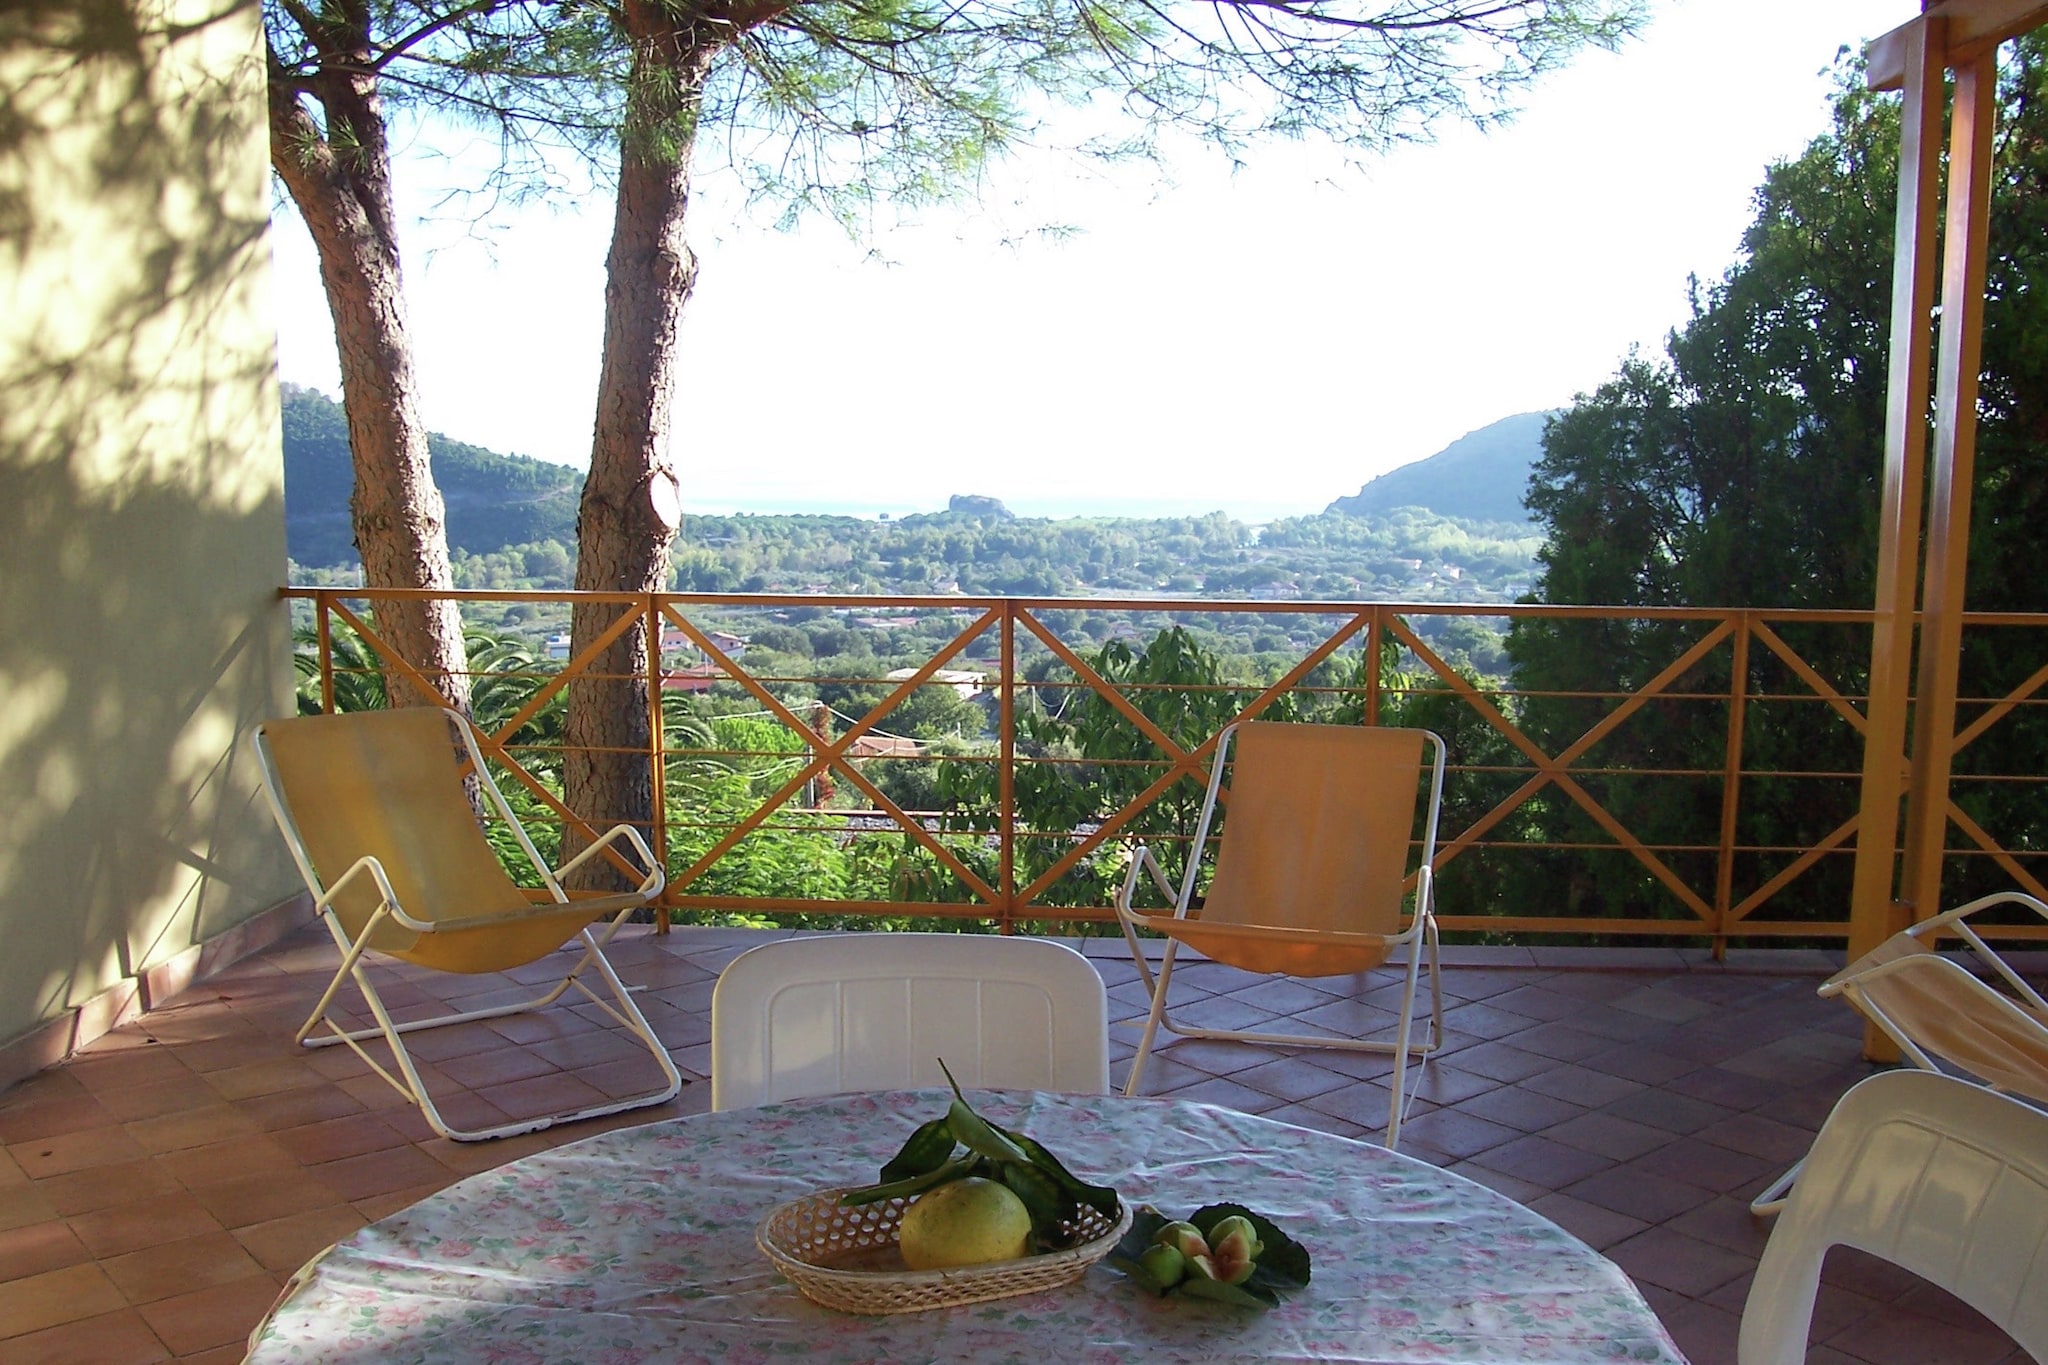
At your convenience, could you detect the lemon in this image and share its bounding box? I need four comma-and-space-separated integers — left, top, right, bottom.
897, 1177, 1033, 1270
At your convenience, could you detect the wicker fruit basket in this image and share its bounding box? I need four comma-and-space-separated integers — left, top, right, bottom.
757, 1187, 1131, 1315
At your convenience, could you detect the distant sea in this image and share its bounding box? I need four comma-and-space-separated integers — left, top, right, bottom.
678, 492, 1325, 523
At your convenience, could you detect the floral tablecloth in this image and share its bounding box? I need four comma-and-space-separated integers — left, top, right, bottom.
244, 1089, 1686, 1364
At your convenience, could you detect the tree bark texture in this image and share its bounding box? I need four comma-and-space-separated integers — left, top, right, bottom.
561, 5, 715, 888
267, 22, 471, 716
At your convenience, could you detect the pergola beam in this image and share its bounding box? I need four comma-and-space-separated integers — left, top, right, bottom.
1867, 0, 2048, 90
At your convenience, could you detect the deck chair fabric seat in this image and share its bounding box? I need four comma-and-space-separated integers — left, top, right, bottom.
264, 708, 625, 971
255, 706, 684, 1141
1116, 720, 1447, 1149
1748, 890, 2048, 1214
1823, 927, 2048, 1103
1118, 724, 1425, 978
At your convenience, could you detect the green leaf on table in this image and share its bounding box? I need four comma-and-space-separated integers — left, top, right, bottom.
946, 1098, 1034, 1166
843, 1067, 1123, 1239
839, 1154, 977, 1206
996, 1159, 1068, 1241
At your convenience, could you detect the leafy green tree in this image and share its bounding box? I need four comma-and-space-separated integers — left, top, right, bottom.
1515, 40, 2048, 926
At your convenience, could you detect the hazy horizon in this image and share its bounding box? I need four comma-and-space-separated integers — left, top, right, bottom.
281, 378, 1542, 525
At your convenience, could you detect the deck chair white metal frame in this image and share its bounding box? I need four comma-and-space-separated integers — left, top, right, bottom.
1116, 721, 1447, 1150
709, 932, 1109, 1110
1750, 890, 2048, 1214
253, 707, 683, 1141
1738, 1069, 2048, 1364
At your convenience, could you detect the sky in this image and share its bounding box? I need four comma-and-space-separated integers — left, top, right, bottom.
268, 0, 1921, 524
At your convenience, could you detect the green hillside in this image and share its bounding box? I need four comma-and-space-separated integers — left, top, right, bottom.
1326, 412, 1549, 524
283, 386, 1539, 611
282, 384, 581, 566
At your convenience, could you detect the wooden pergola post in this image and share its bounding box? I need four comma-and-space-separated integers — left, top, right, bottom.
1850, 1, 2048, 1060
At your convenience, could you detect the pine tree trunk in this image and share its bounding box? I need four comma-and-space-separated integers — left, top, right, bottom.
561, 9, 714, 889
267, 37, 470, 716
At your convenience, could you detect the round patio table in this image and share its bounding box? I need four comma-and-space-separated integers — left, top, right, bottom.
244, 1089, 1687, 1364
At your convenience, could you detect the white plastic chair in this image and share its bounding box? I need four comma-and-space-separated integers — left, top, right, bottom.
709, 932, 1110, 1110
1737, 1070, 2048, 1365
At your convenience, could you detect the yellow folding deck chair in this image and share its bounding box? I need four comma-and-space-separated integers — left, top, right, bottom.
253, 706, 683, 1141
1116, 720, 1447, 1149
1749, 889, 2048, 1215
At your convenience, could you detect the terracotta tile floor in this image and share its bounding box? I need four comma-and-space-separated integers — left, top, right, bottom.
0, 925, 2039, 1365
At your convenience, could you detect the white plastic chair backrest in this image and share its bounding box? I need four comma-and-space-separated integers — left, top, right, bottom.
1738, 1070, 2048, 1365
709, 933, 1109, 1110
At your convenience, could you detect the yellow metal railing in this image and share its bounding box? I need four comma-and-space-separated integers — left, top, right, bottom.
284, 588, 2048, 948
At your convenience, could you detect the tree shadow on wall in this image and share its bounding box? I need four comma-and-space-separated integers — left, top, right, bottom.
0, 0, 297, 1036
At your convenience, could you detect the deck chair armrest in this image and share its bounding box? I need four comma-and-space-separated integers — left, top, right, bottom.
1117, 844, 1183, 916
1899, 893, 2048, 1015
550, 823, 664, 899
1915, 890, 2048, 937
1120, 907, 1410, 958
313, 854, 435, 935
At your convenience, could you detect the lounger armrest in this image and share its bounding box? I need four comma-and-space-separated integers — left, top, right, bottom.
551, 823, 664, 899
1899, 893, 2048, 1015
314, 854, 435, 935
1917, 890, 2048, 936
1116, 843, 1181, 916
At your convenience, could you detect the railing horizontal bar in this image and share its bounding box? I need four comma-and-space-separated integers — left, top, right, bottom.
288, 586, 1970, 623
666, 895, 994, 917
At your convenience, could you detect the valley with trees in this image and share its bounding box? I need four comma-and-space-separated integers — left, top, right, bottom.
283, 383, 1542, 659
267, 0, 1642, 888
282, 31, 2048, 939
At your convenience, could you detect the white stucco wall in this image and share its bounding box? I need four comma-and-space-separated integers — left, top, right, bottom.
0, 0, 299, 1049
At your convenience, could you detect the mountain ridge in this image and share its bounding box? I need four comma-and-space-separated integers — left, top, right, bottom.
282, 384, 584, 567
1327, 412, 1549, 525
282, 386, 1545, 568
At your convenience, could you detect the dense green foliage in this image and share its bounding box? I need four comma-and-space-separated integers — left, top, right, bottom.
668, 506, 1539, 602
1509, 41, 2048, 928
